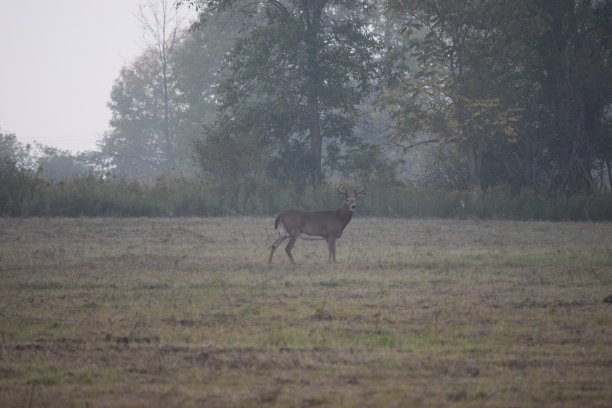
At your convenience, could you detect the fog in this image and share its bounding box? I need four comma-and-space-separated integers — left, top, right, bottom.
1, 1, 610, 207
0, 0, 158, 152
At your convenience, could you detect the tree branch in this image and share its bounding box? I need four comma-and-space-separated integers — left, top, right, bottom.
399, 137, 459, 151
400, 138, 439, 151
267, 0, 290, 17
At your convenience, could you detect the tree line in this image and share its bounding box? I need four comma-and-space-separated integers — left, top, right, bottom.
1, 0, 612, 217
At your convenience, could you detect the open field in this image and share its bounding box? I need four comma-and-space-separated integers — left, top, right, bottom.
1, 217, 611, 407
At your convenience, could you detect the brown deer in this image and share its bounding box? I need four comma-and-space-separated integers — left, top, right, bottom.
268, 185, 366, 264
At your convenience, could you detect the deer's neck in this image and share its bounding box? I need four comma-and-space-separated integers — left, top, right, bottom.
336, 205, 353, 229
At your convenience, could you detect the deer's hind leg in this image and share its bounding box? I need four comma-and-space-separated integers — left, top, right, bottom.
285, 235, 298, 264
269, 234, 288, 264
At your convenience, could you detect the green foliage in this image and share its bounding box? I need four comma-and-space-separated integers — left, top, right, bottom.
196, 0, 383, 184
35, 144, 100, 181
102, 47, 192, 181
328, 142, 403, 185
99, 0, 611, 197
4, 0, 611, 214
386, 0, 612, 194
0, 132, 38, 215
2, 174, 611, 220
100, 1, 232, 182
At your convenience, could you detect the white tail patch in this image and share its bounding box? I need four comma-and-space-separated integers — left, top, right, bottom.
277, 220, 289, 237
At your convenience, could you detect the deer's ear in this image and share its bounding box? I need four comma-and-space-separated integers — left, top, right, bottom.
354, 186, 366, 198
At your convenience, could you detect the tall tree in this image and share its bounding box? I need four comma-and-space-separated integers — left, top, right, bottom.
386, 0, 612, 194
0, 131, 37, 215
103, 0, 187, 180
137, 0, 185, 172
185, 0, 382, 185
529, 0, 612, 194
386, 0, 532, 196
172, 7, 243, 161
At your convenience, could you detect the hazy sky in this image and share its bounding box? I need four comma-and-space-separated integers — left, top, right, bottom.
0, 1, 194, 153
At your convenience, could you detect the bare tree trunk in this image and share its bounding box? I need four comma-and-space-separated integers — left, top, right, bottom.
303, 0, 324, 185
138, 0, 182, 174
465, 138, 483, 200
605, 159, 612, 191
308, 94, 322, 185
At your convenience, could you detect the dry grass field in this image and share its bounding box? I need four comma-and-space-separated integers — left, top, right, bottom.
1, 217, 611, 407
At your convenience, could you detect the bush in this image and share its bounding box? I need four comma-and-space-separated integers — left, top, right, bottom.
4, 175, 612, 220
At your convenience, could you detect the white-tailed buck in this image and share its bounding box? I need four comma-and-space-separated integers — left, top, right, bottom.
268, 185, 366, 264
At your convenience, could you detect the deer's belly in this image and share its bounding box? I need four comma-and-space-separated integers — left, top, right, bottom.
302, 225, 339, 238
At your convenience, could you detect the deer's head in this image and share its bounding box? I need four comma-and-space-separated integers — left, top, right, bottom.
337, 185, 366, 212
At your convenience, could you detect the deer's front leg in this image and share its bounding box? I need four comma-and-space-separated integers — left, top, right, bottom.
327, 237, 337, 262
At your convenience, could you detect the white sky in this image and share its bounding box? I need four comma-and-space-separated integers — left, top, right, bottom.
0, 1, 195, 153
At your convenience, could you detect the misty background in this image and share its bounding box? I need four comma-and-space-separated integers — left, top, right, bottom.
0, 0, 173, 152
1, 0, 611, 219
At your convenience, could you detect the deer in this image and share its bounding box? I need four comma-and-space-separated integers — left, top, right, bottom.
268, 185, 366, 264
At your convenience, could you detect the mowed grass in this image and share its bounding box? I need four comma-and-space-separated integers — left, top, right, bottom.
1, 217, 611, 407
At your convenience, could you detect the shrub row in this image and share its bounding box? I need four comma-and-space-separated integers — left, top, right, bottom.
3, 176, 612, 221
